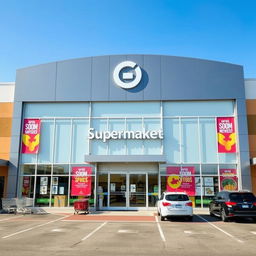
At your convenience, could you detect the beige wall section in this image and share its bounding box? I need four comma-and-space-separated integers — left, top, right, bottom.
0, 104, 13, 160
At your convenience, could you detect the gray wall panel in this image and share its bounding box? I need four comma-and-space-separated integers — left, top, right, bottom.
237, 115, 249, 135
126, 55, 144, 101
109, 55, 127, 101
56, 58, 92, 101
91, 56, 109, 101
6, 173, 18, 197
238, 135, 249, 152
143, 55, 161, 100
15, 63, 57, 102
12, 102, 23, 118
161, 56, 244, 100
11, 118, 22, 136
236, 99, 247, 116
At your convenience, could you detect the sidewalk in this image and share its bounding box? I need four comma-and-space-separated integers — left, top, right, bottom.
42, 207, 209, 216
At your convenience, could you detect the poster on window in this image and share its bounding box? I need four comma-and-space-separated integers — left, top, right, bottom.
40, 177, 48, 186
166, 166, 195, 196
22, 177, 30, 196
217, 117, 236, 153
220, 168, 238, 191
22, 119, 41, 154
40, 186, 47, 195
204, 177, 214, 186
71, 167, 92, 196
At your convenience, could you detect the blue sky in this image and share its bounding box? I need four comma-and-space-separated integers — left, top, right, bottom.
0, 0, 256, 81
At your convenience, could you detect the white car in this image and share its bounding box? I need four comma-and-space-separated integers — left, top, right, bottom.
157, 192, 193, 221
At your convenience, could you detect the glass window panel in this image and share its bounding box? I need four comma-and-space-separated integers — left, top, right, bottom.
92, 119, 108, 131
54, 120, 71, 163
181, 118, 199, 163
164, 118, 180, 163
21, 153, 37, 164
35, 176, 51, 206
20, 165, 36, 175
127, 119, 142, 131
37, 165, 52, 175
92, 140, 107, 155
144, 140, 161, 154
53, 165, 69, 175
109, 119, 125, 131
109, 140, 126, 155
38, 120, 54, 163
72, 119, 89, 163
24, 103, 89, 118
201, 164, 218, 175
219, 164, 237, 171
200, 118, 217, 163
202, 177, 219, 207
144, 118, 161, 131
218, 153, 237, 164
127, 140, 143, 155
164, 101, 234, 116
92, 102, 161, 117
51, 176, 69, 207
19, 176, 35, 198
148, 174, 159, 207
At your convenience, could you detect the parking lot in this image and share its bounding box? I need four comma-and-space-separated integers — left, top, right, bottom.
0, 212, 256, 256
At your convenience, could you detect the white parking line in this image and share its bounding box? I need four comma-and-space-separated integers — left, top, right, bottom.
2, 216, 67, 239
184, 230, 192, 234
81, 222, 107, 241
250, 231, 256, 235
196, 215, 244, 244
155, 216, 166, 242
0, 216, 23, 222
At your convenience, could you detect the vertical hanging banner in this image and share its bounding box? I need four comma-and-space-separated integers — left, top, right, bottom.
220, 168, 238, 191
166, 166, 195, 196
22, 119, 41, 154
71, 167, 92, 196
217, 117, 236, 153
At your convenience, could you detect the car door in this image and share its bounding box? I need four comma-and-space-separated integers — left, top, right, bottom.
211, 192, 223, 214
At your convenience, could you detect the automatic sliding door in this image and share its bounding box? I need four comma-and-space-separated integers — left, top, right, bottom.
129, 174, 146, 207
109, 174, 127, 207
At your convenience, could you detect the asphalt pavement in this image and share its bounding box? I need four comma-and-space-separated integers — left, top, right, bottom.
0, 210, 256, 256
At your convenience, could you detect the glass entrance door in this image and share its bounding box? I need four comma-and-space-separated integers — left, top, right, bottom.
98, 172, 150, 210
129, 174, 146, 208
109, 174, 127, 208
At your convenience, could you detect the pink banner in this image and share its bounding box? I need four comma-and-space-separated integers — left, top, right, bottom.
220, 168, 238, 191
166, 166, 195, 196
217, 117, 236, 153
22, 119, 41, 154
71, 167, 92, 196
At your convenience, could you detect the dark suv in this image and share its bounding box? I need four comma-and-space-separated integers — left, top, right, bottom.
209, 191, 256, 222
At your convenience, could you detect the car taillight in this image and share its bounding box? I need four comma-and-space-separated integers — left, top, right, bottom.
185, 202, 193, 207
162, 202, 171, 207
225, 202, 237, 207
253, 202, 256, 206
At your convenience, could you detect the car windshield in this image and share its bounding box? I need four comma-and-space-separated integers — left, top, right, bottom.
229, 193, 255, 202
165, 194, 189, 201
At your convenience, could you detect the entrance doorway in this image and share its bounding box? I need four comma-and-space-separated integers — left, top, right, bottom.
98, 172, 149, 210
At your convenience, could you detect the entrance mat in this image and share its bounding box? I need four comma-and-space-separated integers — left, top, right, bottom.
63, 215, 155, 222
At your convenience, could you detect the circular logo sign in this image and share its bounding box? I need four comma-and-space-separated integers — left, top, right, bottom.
113, 61, 142, 89
167, 175, 182, 189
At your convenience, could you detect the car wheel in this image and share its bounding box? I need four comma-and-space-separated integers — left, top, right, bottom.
160, 215, 165, 221
221, 209, 228, 222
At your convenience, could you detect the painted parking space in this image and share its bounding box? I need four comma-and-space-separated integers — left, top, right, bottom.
0, 213, 256, 256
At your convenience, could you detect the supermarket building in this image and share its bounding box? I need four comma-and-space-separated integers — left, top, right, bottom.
1, 54, 256, 209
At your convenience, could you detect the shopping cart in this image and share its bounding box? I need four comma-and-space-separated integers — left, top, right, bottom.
1, 197, 33, 214
1, 198, 17, 214
74, 199, 89, 214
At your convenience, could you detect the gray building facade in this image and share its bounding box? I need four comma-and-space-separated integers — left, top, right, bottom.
7, 55, 250, 209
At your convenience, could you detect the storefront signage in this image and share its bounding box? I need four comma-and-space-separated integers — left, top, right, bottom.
166, 166, 195, 196
71, 167, 92, 196
220, 168, 238, 191
22, 119, 41, 154
217, 117, 236, 153
88, 128, 163, 142
113, 61, 142, 89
